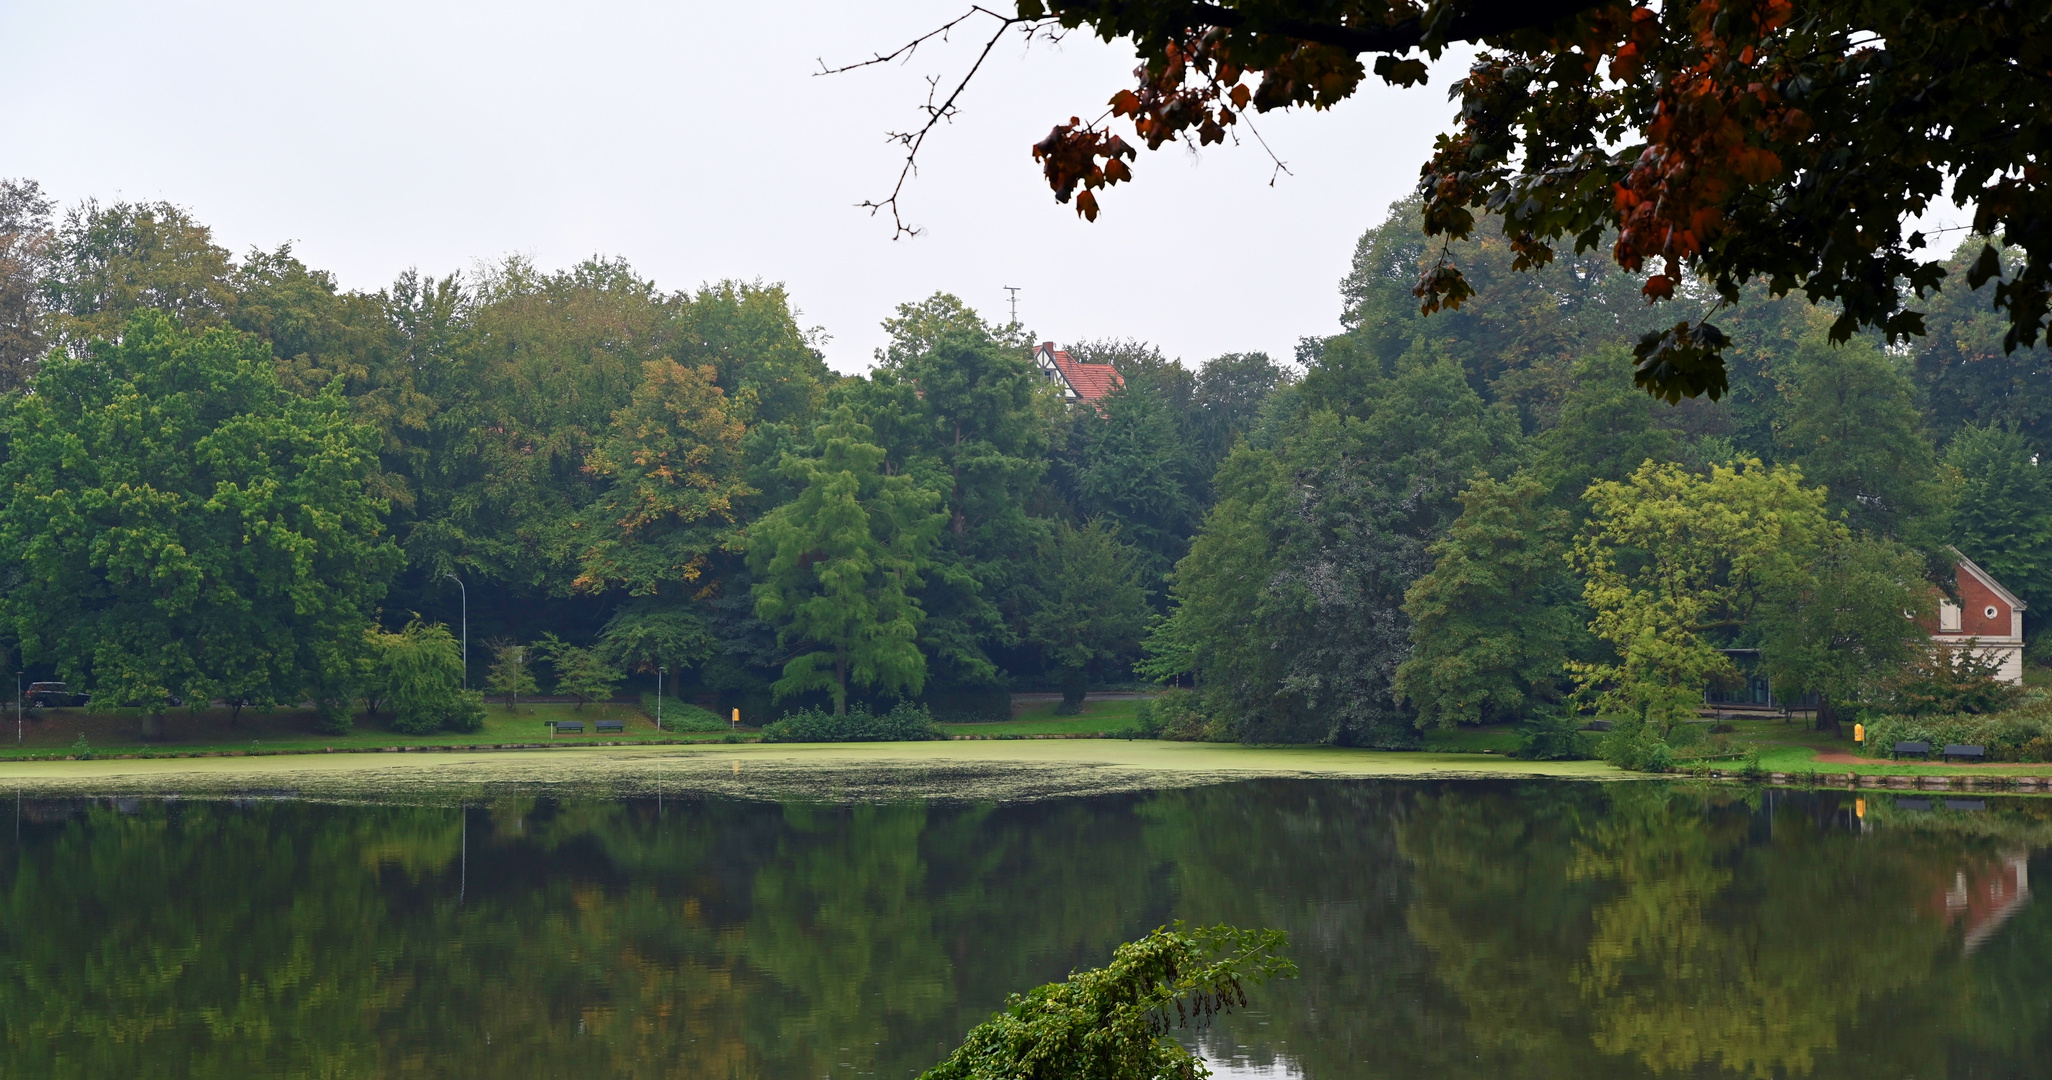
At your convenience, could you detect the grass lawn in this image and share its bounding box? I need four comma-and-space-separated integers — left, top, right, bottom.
0, 700, 746, 760
944, 696, 1149, 737
1700, 715, 2052, 776
1421, 726, 1523, 754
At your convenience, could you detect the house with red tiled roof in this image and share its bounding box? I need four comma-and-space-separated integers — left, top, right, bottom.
1031, 342, 1123, 402
1925, 550, 2028, 685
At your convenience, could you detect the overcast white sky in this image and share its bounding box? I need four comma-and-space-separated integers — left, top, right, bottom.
1, 1, 1469, 374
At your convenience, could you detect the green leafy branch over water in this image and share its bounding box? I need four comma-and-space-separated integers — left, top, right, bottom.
921, 923, 1295, 1080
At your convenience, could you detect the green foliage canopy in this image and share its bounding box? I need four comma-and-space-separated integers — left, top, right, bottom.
1396, 475, 1578, 728
920, 924, 1295, 1080
368, 620, 484, 734
747, 407, 946, 715
0, 312, 398, 731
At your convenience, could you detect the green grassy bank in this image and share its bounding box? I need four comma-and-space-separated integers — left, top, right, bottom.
0, 701, 742, 761
941, 696, 1148, 737
10, 696, 2050, 783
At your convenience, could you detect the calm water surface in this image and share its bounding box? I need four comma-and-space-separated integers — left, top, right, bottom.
4, 778, 2049, 1078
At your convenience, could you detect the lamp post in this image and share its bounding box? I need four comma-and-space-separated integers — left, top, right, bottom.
442, 573, 467, 690
656, 666, 664, 732
14, 672, 20, 746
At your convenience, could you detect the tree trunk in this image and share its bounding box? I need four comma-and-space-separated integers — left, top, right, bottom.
834, 653, 848, 716
1055, 667, 1088, 716
1814, 696, 1842, 736
141, 711, 165, 741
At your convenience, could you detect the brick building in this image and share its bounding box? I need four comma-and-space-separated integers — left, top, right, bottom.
1929, 550, 2027, 685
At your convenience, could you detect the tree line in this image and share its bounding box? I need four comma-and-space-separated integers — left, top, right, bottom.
1, 177, 2047, 740
1141, 201, 2052, 751
0, 179, 1284, 732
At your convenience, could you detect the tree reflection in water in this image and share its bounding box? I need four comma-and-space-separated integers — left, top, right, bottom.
0, 780, 2047, 1078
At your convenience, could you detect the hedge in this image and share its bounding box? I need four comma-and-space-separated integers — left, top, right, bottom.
759, 702, 945, 743
1860, 698, 2052, 761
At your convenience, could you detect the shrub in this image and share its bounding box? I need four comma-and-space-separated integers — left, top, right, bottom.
1861, 701, 2052, 761
1513, 709, 1594, 760
760, 702, 944, 743
1596, 715, 1675, 772
1148, 688, 1227, 741
314, 697, 354, 735
1886, 648, 2024, 715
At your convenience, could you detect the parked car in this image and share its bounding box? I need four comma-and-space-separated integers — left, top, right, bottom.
25, 682, 89, 708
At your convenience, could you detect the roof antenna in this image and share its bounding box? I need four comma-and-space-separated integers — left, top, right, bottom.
1003, 285, 1021, 326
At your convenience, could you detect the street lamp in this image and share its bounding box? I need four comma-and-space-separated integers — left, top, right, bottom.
442, 573, 467, 690
14, 672, 20, 746
656, 666, 664, 732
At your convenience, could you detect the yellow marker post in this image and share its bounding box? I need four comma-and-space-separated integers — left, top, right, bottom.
731, 707, 740, 730
1856, 797, 1866, 819
1853, 723, 1864, 743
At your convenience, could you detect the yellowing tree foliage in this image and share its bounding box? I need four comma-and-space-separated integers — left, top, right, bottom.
1571, 459, 1835, 727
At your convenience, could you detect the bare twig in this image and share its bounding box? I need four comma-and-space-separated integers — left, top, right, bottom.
814, 7, 994, 76
1236, 110, 1293, 187
820, 6, 1041, 238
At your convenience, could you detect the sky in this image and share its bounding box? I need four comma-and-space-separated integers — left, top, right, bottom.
0, 1, 1471, 374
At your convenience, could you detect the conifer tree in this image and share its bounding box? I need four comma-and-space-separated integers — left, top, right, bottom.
1947, 424, 2052, 618
748, 407, 945, 715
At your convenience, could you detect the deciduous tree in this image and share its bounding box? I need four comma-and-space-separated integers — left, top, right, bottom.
1774, 335, 1946, 543
1396, 475, 1578, 727
485, 640, 539, 710
1024, 520, 1150, 712
1754, 536, 1930, 732
535, 633, 623, 710
0, 312, 399, 737
1572, 458, 1836, 731
0, 178, 54, 392
856, 300, 1055, 688
368, 619, 485, 733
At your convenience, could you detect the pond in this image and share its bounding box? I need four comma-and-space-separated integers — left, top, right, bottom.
3, 777, 2049, 1078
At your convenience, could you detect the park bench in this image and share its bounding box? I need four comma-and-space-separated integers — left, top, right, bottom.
1892, 740, 1931, 759
595, 719, 623, 733
549, 720, 585, 735
1897, 798, 1932, 811
1943, 743, 1986, 763
1947, 799, 1987, 812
